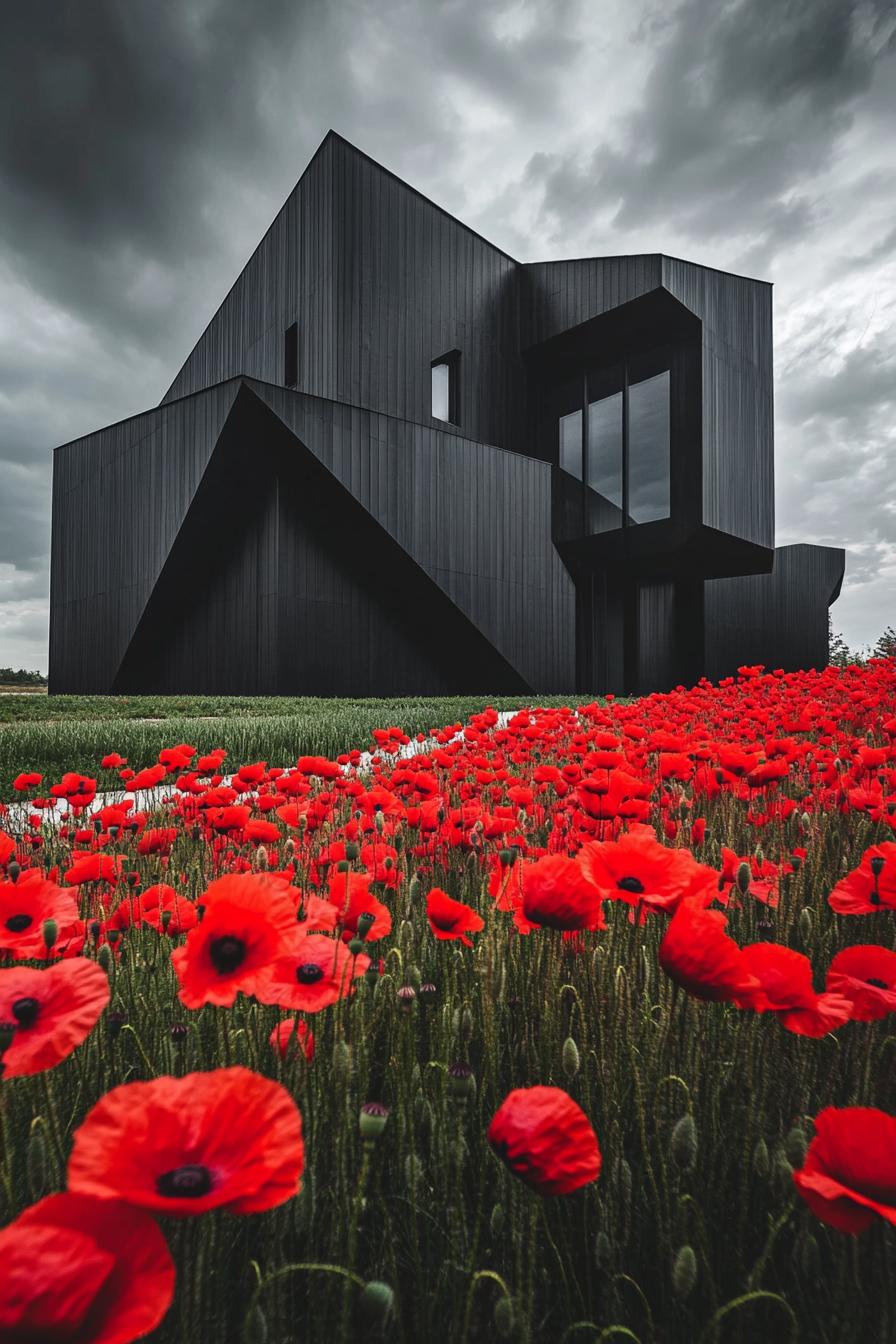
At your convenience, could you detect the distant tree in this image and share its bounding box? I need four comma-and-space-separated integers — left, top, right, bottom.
872, 626, 896, 659
0, 666, 48, 686
828, 616, 858, 668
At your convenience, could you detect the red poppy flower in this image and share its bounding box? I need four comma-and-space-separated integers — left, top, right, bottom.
740, 943, 852, 1036
828, 842, 896, 914
793, 1107, 896, 1232
67, 1066, 304, 1217
136, 827, 178, 856
487, 1086, 601, 1195
518, 855, 605, 932
658, 900, 758, 1004
12, 771, 42, 791
258, 933, 369, 1012
64, 853, 124, 886
244, 818, 282, 844
270, 1017, 315, 1062
0, 958, 110, 1077
327, 870, 392, 942
826, 945, 896, 1021
0, 1192, 174, 1343
101, 753, 127, 769
125, 764, 167, 791
0, 871, 81, 959
109, 883, 199, 937
170, 874, 300, 1009
425, 888, 484, 946
579, 827, 717, 915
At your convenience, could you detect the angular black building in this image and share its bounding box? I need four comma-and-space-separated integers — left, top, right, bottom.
49, 131, 844, 697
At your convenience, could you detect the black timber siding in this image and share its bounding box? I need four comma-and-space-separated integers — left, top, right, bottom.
704, 544, 845, 680
50, 379, 576, 695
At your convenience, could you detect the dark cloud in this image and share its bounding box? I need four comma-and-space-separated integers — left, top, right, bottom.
0, 0, 894, 670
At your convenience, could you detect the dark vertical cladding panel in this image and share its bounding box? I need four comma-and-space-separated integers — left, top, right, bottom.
661, 258, 774, 552
49, 381, 242, 693
704, 544, 845, 679
520, 256, 664, 348
161, 135, 340, 404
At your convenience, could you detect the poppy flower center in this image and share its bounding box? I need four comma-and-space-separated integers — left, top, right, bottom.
866, 977, 888, 989
209, 935, 246, 974
5, 913, 33, 933
156, 1164, 213, 1198
617, 876, 645, 894
11, 996, 40, 1028
296, 963, 325, 984
431, 914, 458, 931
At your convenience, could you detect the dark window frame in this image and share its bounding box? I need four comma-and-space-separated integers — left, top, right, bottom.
431, 349, 461, 425
284, 322, 299, 388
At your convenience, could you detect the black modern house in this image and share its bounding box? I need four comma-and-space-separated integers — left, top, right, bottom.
49, 131, 844, 697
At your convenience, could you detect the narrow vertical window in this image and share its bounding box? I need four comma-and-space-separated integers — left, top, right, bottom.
558, 410, 583, 479
284, 322, 298, 388
628, 370, 670, 523
431, 351, 459, 423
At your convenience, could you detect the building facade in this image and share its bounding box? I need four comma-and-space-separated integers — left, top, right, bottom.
49, 131, 844, 696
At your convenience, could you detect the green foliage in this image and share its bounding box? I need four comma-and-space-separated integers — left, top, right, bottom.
0, 666, 47, 686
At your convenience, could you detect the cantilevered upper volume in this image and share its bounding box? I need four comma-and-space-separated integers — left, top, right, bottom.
49, 130, 844, 696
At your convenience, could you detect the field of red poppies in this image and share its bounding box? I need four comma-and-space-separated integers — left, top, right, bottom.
2, 662, 896, 1343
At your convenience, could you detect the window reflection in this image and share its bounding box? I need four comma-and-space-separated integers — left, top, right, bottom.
586, 390, 623, 533
628, 371, 670, 524
559, 410, 583, 480
431, 362, 451, 422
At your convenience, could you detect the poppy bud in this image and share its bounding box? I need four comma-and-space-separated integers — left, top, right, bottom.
255, 845, 268, 871
736, 862, 751, 895
617, 1157, 632, 1205
561, 1036, 580, 1080
374, 811, 385, 834
448, 1061, 475, 1101
42, 918, 58, 951
243, 1304, 268, 1344
106, 928, 121, 946
27, 1118, 49, 1201
359, 1281, 394, 1328
670, 1113, 697, 1172
493, 1295, 515, 1339
490, 1202, 504, 1237
790, 852, 802, 872
333, 1040, 352, 1085
359, 1101, 390, 1143
795, 1228, 820, 1280
348, 937, 365, 956
773, 1152, 793, 1192
752, 1137, 770, 1178
88, 920, 101, 944
408, 874, 421, 904
345, 841, 359, 861
97, 944, 113, 973
672, 1245, 697, 1298
785, 1124, 808, 1169
7, 859, 20, 882
397, 985, 416, 1013
356, 911, 376, 941
458, 1005, 474, 1042
797, 907, 813, 947
284, 837, 295, 857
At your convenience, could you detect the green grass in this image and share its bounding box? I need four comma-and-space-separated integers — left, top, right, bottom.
0, 695, 591, 797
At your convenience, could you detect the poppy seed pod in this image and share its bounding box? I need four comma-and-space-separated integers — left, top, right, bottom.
448, 1061, 475, 1100
356, 911, 376, 940
359, 1101, 390, 1143
488, 1086, 601, 1196
42, 918, 58, 951
736, 862, 752, 895
397, 984, 416, 1012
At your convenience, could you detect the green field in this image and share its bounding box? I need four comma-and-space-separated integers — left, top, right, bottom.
0, 693, 590, 797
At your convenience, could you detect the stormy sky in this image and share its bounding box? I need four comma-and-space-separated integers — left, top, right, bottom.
2, 0, 895, 673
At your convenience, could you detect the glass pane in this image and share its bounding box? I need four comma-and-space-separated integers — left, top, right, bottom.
431, 362, 450, 421
586, 390, 623, 533
628, 370, 670, 523
559, 409, 583, 479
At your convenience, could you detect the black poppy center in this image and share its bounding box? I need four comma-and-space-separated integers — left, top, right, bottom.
296, 963, 325, 984
209, 936, 246, 974
617, 876, 645, 894
866, 977, 888, 989
869, 891, 882, 906
12, 996, 40, 1028
5, 913, 33, 933
156, 1164, 213, 1198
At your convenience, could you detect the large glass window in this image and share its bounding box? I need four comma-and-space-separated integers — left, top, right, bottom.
559, 410, 583, 479
628, 370, 670, 524
555, 351, 671, 534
